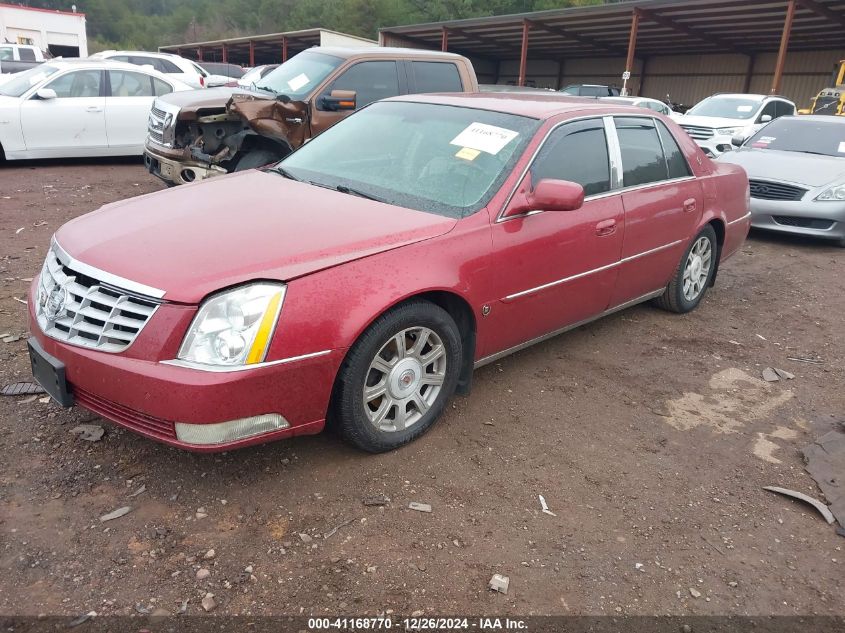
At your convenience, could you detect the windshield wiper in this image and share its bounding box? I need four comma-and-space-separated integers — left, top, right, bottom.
335, 184, 385, 203
267, 165, 299, 181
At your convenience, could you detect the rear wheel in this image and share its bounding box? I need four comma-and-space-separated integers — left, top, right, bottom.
331, 301, 462, 453
654, 225, 717, 313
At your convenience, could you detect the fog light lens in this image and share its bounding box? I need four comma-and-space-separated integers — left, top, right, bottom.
175, 414, 289, 445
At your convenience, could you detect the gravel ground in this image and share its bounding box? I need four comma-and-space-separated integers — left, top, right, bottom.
0, 158, 843, 618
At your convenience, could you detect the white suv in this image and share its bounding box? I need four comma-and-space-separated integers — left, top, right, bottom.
678, 94, 796, 157
90, 51, 208, 89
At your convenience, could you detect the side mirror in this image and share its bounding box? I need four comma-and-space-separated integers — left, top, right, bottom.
319, 89, 356, 112
529, 179, 585, 212
35, 88, 57, 100
731, 133, 746, 148
759, 114, 772, 123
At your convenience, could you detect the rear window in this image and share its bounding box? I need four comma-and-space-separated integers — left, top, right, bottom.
411, 61, 462, 93
615, 117, 669, 187
655, 120, 692, 179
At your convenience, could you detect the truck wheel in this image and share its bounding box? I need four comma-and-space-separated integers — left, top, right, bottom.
331, 301, 462, 453
654, 225, 718, 314
234, 150, 281, 172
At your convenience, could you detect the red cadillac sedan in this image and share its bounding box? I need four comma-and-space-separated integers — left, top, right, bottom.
28, 93, 750, 453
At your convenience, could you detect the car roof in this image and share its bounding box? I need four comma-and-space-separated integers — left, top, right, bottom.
310, 46, 467, 61
777, 114, 845, 123
388, 92, 654, 119
97, 50, 180, 59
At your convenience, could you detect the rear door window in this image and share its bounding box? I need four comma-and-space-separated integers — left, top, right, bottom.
581, 86, 605, 97
19, 47, 36, 62
155, 58, 182, 74
530, 118, 611, 196
325, 61, 400, 109
411, 61, 462, 93
614, 117, 669, 187
655, 120, 692, 179
775, 100, 795, 118
108, 70, 154, 97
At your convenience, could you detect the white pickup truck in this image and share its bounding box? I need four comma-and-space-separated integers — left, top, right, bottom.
0, 44, 48, 75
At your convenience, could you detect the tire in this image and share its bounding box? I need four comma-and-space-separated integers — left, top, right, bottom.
233, 149, 281, 172
331, 300, 462, 453
654, 225, 718, 314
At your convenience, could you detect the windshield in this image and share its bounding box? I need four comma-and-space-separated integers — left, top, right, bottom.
687, 96, 761, 120
239, 66, 263, 85
0, 64, 60, 97
254, 51, 343, 98
745, 117, 845, 157
275, 100, 539, 218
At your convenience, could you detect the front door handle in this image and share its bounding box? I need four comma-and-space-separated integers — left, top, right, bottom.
683, 198, 697, 213
595, 219, 617, 236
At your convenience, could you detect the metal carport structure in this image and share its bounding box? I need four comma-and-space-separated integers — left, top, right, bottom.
159, 28, 376, 67
380, 0, 845, 106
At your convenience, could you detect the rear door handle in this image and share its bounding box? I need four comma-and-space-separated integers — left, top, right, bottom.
595, 219, 617, 236
86, 106, 103, 113
683, 198, 697, 213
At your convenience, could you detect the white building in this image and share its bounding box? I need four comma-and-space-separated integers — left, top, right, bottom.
0, 3, 87, 57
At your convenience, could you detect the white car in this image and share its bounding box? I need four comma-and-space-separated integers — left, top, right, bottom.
0, 59, 192, 160
601, 96, 677, 117
90, 50, 208, 89
237, 64, 280, 89
678, 93, 796, 158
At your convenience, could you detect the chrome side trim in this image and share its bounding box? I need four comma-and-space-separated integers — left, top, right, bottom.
474, 288, 665, 369
503, 239, 683, 302
160, 349, 332, 373
52, 237, 166, 300
727, 211, 751, 226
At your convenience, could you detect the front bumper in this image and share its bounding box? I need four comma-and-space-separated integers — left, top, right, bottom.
694, 134, 735, 158
28, 283, 343, 452
750, 198, 845, 242
144, 141, 227, 186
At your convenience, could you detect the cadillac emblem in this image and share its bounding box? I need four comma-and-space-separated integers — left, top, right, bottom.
43, 284, 69, 320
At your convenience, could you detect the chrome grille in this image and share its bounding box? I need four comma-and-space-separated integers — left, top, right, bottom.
748, 179, 807, 201
773, 216, 834, 230
147, 101, 174, 147
36, 245, 160, 353
680, 124, 715, 140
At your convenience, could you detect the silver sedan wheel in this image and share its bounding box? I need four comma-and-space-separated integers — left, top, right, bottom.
363, 327, 447, 433
683, 236, 712, 302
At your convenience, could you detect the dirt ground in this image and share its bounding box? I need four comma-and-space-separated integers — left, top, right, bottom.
0, 158, 843, 619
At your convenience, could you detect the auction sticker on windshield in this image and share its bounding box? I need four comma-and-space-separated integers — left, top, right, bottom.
737, 105, 754, 112
450, 122, 519, 155
838, 142, 845, 153
287, 73, 309, 91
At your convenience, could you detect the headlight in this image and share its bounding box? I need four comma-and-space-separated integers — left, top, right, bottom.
716, 127, 741, 136
178, 283, 286, 367
815, 183, 845, 201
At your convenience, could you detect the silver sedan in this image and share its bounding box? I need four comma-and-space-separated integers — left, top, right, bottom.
717, 115, 845, 247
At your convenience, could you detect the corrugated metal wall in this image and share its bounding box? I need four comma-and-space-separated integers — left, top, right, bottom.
380, 31, 843, 108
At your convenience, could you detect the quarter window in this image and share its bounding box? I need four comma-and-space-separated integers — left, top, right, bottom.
153, 77, 174, 96
615, 117, 668, 187
45, 70, 101, 98
109, 70, 154, 97
655, 120, 691, 179
411, 62, 462, 93
530, 118, 611, 196
19, 48, 36, 62
155, 58, 182, 74
325, 61, 400, 109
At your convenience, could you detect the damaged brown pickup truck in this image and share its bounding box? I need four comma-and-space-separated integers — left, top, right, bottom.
143, 47, 478, 185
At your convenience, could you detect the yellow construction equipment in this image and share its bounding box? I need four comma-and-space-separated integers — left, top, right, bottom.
800, 60, 845, 115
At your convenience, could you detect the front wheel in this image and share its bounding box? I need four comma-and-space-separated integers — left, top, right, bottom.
331, 301, 462, 453
654, 225, 718, 314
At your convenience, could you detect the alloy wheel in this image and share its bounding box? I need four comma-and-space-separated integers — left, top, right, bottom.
363, 327, 447, 433
682, 236, 712, 302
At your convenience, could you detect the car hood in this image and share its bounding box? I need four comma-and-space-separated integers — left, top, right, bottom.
678, 115, 756, 130
55, 171, 458, 304
157, 86, 269, 110
717, 149, 845, 188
